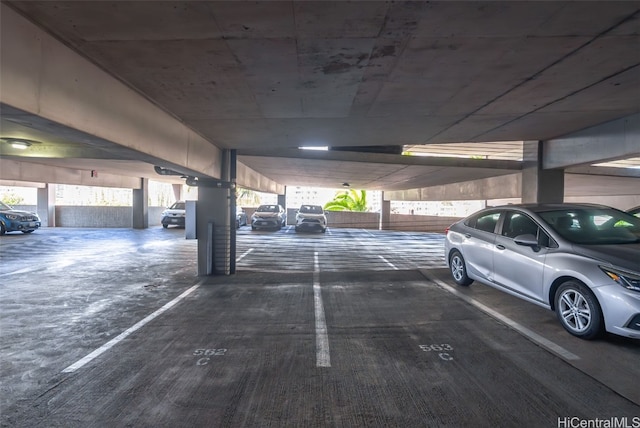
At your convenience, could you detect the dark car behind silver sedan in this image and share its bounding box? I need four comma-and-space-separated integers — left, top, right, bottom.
444, 203, 640, 340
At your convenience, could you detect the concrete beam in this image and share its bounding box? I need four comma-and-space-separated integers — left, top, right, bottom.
567, 165, 640, 178
385, 171, 640, 202
565, 173, 640, 197
238, 147, 523, 170
0, 4, 221, 179
237, 162, 285, 195
0, 158, 143, 189
544, 114, 640, 169
384, 173, 522, 201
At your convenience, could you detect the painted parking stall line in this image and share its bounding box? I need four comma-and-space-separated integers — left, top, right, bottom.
314, 251, 331, 367
378, 255, 399, 270
237, 248, 254, 261
422, 272, 579, 361
62, 281, 204, 373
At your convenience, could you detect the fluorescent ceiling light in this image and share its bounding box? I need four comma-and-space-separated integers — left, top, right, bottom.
299, 146, 328, 151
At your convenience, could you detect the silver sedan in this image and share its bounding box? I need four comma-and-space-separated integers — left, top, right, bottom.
444, 203, 640, 340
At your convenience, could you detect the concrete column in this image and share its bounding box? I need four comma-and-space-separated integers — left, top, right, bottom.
37, 184, 56, 227
521, 141, 564, 204
196, 186, 231, 276
380, 192, 391, 230
196, 149, 234, 276
277, 192, 287, 210
172, 183, 183, 201
132, 178, 149, 229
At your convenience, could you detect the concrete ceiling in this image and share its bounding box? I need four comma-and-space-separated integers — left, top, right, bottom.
2, 1, 640, 191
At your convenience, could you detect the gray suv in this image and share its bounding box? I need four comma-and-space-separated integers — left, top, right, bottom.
444, 203, 640, 340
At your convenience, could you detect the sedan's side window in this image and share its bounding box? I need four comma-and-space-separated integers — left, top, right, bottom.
502, 211, 556, 248
502, 212, 539, 239
469, 212, 500, 233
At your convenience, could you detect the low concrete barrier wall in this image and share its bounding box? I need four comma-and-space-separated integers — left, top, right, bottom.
9, 205, 459, 232
56, 206, 134, 228
325, 211, 380, 229
388, 214, 461, 233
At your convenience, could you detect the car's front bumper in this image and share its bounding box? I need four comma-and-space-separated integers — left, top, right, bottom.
295, 220, 326, 231
162, 216, 185, 227
5, 219, 41, 232
593, 284, 640, 339
252, 218, 280, 228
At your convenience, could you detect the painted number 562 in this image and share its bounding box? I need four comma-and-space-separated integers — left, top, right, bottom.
419, 344, 453, 352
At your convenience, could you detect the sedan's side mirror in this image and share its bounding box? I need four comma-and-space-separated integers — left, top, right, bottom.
514, 234, 540, 251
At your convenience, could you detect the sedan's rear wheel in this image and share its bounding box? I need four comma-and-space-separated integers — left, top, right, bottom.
555, 281, 603, 340
449, 250, 473, 286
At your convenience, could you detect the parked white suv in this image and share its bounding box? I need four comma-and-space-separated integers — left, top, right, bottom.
295, 205, 327, 233
251, 204, 286, 230
161, 201, 185, 228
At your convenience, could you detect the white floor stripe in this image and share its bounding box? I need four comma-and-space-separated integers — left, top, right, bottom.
236, 248, 254, 261
422, 272, 580, 361
314, 252, 331, 367
62, 281, 203, 373
378, 255, 399, 270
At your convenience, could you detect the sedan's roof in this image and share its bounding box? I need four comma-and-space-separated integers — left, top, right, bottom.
487, 203, 615, 213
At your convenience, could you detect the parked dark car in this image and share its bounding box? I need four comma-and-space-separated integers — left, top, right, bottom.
251, 204, 286, 230
236, 207, 247, 228
444, 203, 640, 340
0, 201, 41, 235
161, 201, 185, 228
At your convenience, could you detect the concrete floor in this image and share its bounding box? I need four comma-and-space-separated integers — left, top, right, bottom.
1, 226, 638, 427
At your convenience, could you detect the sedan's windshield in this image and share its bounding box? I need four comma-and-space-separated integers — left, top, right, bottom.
257, 205, 278, 213
539, 207, 640, 245
300, 205, 323, 214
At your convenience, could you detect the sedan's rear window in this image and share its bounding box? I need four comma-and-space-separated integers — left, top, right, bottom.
466, 211, 500, 233
539, 208, 640, 245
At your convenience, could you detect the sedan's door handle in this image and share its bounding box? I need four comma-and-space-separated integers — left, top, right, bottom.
496, 244, 505, 250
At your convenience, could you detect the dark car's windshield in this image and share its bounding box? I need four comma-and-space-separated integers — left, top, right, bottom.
257, 205, 278, 213
300, 205, 323, 214
539, 207, 640, 245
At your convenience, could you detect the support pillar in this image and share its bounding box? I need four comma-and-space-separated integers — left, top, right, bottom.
132, 178, 149, 229
36, 184, 56, 227
521, 141, 564, 204
277, 192, 286, 212
172, 183, 183, 201
380, 192, 391, 230
196, 150, 235, 276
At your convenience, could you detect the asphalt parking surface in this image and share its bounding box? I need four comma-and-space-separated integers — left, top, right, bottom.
1, 225, 639, 427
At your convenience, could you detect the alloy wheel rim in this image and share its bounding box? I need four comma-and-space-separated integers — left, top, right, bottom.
559, 289, 591, 332
451, 257, 464, 281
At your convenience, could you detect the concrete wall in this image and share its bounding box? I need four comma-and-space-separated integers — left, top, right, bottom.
13, 205, 164, 227
388, 214, 461, 233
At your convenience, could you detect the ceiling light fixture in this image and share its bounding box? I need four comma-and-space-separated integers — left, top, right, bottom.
342, 182, 350, 187
10, 140, 31, 149
1, 138, 39, 150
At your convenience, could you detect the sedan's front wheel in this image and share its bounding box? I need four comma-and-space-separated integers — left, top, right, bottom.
449, 250, 473, 286
555, 281, 603, 340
